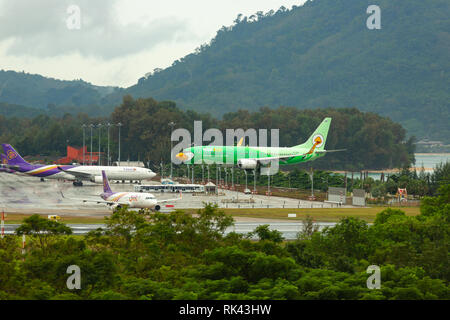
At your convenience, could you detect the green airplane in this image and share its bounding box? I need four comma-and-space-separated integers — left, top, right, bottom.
176, 117, 344, 170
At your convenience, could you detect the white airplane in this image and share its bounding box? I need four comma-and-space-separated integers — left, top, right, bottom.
1, 144, 156, 186
65, 170, 182, 211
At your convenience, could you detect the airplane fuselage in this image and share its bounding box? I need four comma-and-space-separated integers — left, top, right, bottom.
101, 191, 158, 209
6, 164, 155, 182
180, 146, 325, 166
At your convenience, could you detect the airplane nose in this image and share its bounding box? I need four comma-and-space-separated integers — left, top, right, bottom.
146, 169, 156, 179
176, 152, 194, 162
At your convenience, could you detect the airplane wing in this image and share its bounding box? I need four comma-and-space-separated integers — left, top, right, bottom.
57, 166, 93, 179
80, 198, 130, 205
59, 191, 129, 205
247, 153, 311, 162
1, 163, 20, 171
246, 149, 347, 162
315, 149, 347, 153
157, 191, 182, 203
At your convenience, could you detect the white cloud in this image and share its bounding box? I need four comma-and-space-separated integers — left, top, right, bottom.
0, 0, 305, 87
0, 0, 189, 59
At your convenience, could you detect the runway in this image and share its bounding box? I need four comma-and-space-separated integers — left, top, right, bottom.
0, 173, 353, 218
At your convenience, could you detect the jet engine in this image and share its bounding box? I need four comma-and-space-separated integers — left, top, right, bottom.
237, 159, 258, 170
90, 176, 103, 183
154, 205, 161, 211
109, 203, 122, 211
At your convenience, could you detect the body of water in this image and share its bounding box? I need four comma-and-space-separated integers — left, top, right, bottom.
414, 153, 450, 170
335, 153, 449, 180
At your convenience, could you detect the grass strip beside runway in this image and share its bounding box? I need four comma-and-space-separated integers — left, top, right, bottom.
3, 206, 421, 224
180, 206, 421, 222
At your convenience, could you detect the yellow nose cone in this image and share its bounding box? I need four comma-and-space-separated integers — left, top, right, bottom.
176, 151, 194, 162
176, 152, 189, 161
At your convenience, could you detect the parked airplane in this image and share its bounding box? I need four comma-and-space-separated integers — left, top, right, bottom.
65, 170, 181, 211
176, 117, 345, 170
1, 144, 156, 186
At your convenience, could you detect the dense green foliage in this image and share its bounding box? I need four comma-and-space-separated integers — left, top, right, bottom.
0, 184, 448, 300
0, 102, 43, 118
0, 96, 414, 170
126, 0, 450, 143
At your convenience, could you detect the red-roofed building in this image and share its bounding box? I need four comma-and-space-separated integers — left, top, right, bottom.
56, 146, 103, 165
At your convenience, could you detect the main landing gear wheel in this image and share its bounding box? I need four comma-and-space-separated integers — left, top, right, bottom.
73, 181, 83, 187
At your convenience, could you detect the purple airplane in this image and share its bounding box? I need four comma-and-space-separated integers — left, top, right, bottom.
1, 144, 76, 180
70, 170, 181, 211
1, 144, 156, 186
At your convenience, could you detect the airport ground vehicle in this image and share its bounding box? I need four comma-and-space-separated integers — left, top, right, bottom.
135, 184, 205, 193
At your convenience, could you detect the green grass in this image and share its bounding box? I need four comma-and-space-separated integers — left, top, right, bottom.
180, 207, 421, 222
3, 214, 106, 224
3, 206, 421, 224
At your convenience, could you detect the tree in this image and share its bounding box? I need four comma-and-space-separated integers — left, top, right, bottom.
250, 224, 284, 243
297, 215, 319, 240
374, 208, 406, 225
420, 184, 450, 222
16, 214, 72, 251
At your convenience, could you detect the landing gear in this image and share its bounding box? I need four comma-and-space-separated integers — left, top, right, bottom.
40, 178, 45, 182
73, 180, 83, 187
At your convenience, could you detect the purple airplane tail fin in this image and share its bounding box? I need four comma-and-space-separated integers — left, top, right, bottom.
1, 153, 7, 165
102, 170, 113, 194
1, 144, 29, 166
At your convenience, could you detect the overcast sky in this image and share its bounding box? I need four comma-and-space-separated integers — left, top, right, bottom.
0, 0, 305, 87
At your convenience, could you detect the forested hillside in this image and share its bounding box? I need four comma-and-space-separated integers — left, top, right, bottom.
126, 0, 450, 142
0, 0, 447, 142
0, 102, 43, 118
0, 70, 120, 109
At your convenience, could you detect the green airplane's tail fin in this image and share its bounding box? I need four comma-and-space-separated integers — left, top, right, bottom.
296, 118, 332, 153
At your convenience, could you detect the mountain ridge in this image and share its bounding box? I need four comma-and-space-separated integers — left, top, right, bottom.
0, 0, 448, 142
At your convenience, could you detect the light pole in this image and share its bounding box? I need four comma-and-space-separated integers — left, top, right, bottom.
309, 168, 314, 199
97, 123, 102, 166
82, 124, 86, 165
216, 166, 218, 188
117, 122, 122, 166
231, 168, 234, 190
224, 168, 227, 188
90, 124, 94, 165
244, 170, 248, 190
169, 121, 175, 179
107, 122, 111, 166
